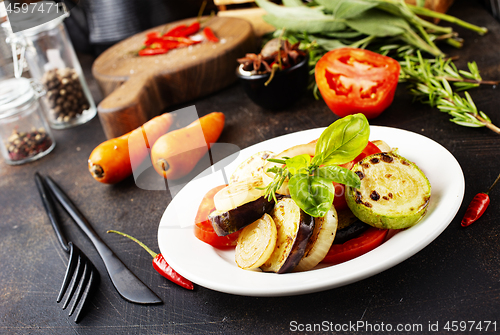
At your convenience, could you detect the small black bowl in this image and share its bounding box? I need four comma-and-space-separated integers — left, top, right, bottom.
236, 54, 309, 110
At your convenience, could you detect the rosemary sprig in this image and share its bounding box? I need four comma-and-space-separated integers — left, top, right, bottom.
262, 165, 291, 203
400, 51, 500, 134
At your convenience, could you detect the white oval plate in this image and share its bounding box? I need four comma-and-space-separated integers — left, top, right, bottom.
158, 126, 464, 297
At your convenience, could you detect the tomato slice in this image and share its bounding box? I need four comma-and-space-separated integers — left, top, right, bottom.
315, 48, 400, 119
194, 185, 240, 248
322, 227, 389, 264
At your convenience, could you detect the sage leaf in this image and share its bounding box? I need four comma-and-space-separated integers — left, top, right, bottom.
345, 8, 408, 37
256, 0, 346, 33
289, 174, 334, 217
314, 165, 361, 188
311, 35, 347, 50
312, 113, 370, 166
315, 0, 344, 12
323, 30, 364, 39
283, 0, 306, 7
335, 0, 378, 19
286, 154, 311, 175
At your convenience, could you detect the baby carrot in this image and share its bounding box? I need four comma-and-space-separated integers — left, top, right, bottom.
88, 113, 174, 184
151, 112, 225, 180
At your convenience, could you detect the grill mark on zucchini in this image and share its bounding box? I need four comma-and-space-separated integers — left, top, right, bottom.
381, 153, 393, 163
346, 152, 431, 229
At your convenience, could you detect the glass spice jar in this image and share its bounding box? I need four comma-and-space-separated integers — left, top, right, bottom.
9, 5, 96, 129
0, 77, 55, 165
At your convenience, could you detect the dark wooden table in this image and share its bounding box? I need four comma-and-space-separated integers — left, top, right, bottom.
1, 1, 499, 334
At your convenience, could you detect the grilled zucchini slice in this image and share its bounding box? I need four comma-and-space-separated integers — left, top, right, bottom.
346, 152, 431, 229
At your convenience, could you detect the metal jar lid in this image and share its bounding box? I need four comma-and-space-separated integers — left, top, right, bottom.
0, 77, 36, 118
7, 2, 69, 37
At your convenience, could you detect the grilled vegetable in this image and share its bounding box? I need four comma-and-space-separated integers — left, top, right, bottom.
235, 214, 277, 270
213, 179, 265, 213
332, 219, 370, 245
371, 140, 392, 153
261, 198, 315, 274
209, 196, 275, 236
229, 151, 274, 185
346, 152, 431, 229
194, 185, 240, 247
262, 143, 316, 195
295, 204, 338, 272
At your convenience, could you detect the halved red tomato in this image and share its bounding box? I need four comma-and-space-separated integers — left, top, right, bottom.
315, 48, 400, 119
321, 227, 389, 264
194, 185, 240, 248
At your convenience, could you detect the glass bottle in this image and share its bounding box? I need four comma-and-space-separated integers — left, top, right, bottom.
0, 77, 55, 165
9, 4, 96, 129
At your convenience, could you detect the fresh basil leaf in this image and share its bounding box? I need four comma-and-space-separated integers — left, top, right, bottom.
312, 113, 370, 166
289, 174, 334, 217
314, 165, 361, 188
286, 154, 311, 175
345, 9, 408, 37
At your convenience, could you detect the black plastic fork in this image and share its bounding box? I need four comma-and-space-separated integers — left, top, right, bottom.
35, 173, 100, 323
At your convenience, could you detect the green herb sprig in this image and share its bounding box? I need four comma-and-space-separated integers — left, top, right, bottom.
400, 51, 500, 133
256, 0, 486, 58
263, 114, 370, 217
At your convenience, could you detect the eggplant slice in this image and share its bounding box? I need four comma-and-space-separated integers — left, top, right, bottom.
209, 196, 275, 236
294, 204, 338, 272
260, 198, 315, 274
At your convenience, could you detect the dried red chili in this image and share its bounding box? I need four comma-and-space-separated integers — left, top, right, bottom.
107, 230, 194, 290
461, 172, 500, 227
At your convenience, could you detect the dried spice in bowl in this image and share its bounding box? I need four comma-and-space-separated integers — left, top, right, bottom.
236, 38, 309, 110
237, 38, 306, 83
6, 128, 53, 162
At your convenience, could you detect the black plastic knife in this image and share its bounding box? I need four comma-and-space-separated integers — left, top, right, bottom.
44, 176, 162, 305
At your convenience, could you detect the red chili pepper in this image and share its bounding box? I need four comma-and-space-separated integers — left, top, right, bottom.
164, 24, 188, 37
203, 27, 218, 42
107, 230, 194, 290
144, 32, 162, 46
138, 48, 169, 56
152, 254, 193, 290
181, 22, 201, 37
461, 172, 500, 227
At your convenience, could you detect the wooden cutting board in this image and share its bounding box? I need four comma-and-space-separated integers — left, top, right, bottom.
92, 17, 256, 139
